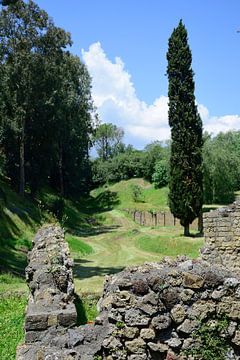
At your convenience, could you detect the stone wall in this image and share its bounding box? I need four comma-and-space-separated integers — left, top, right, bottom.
17, 224, 240, 359
202, 201, 240, 274
21, 225, 77, 343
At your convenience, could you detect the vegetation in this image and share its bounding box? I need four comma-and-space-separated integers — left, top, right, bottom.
167, 20, 203, 236
0, 0, 95, 197
93, 123, 125, 161
186, 317, 230, 360
203, 131, 240, 204
0, 293, 27, 360
136, 233, 202, 258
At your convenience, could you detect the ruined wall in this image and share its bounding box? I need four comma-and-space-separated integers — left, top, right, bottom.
21, 225, 77, 343
202, 201, 240, 274
17, 224, 240, 360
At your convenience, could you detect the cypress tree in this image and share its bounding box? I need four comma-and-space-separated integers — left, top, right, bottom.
166, 20, 203, 236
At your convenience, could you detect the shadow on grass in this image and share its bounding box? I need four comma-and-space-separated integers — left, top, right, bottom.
74, 293, 87, 325
0, 247, 27, 277
73, 258, 124, 280
70, 224, 120, 238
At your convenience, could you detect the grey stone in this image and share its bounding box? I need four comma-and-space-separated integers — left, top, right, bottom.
177, 319, 198, 334
125, 338, 146, 354
151, 315, 171, 330
125, 309, 150, 326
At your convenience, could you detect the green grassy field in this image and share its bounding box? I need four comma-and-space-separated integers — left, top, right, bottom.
92, 178, 169, 211
0, 177, 214, 359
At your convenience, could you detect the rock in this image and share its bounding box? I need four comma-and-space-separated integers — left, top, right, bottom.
183, 272, 204, 289
224, 278, 240, 288
102, 336, 122, 350
125, 338, 146, 354
67, 329, 84, 348
211, 288, 226, 300
179, 289, 195, 303
125, 309, 150, 326
232, 330, 240, 346
227, 321, 237, 337
151, 315, 171, 330
165, 337, 182, 348
170, 304, 186, 324
121, 327, 139, 339
177, 319, 198, 334
140, 328, 155, 340
148, 342, 169, 353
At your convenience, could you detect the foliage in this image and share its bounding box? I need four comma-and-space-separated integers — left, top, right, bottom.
203, 131, 240, 204
152, 159, 169, 188
167, 20, 203, 235
186, 317, 229, 360
91, 141, 171, 187
142, 140, 170, 181
130, 184, 144, 203
0, 0, 94, 197
93, 123, 124, 161
91, 149, 146, 185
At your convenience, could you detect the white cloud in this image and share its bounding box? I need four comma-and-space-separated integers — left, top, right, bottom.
82, 42, 240, 148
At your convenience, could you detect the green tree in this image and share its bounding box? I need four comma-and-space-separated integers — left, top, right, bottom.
0, 0, 94, 197
0, 0, 55, 195
203, 131, 240, 204
1, 0, 19, 5
152, 159, 169, 188
167, 20, 203, 236
94, 123, 124, 161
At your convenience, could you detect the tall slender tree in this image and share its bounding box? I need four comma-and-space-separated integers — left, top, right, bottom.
166, 20, 203, 236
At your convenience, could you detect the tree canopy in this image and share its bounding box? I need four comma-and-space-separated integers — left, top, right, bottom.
0, 0, 95, 197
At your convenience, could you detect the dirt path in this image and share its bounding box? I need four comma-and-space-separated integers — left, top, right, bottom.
73, 210, 162, 294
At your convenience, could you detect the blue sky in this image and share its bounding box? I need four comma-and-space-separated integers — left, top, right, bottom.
35, 0, 240, 148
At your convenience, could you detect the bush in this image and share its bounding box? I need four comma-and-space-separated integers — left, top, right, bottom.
130, 184, 144, 203
152, 160, 169, 188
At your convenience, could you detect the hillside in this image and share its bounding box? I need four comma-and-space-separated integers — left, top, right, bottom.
0, 178, 205, 359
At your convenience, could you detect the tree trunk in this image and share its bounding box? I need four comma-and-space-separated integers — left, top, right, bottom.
198, 211, 203, 234
184, 223, 190, 236
19, 118, 25, 196
59, 144, 64, 196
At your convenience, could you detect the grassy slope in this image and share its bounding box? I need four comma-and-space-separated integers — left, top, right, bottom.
0, 177, 207, 358
92, 178, 169, 211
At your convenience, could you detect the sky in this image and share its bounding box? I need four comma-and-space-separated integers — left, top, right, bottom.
35, 0, 240, 149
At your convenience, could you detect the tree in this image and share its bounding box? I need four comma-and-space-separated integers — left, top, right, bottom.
166, 20, 203, 236
94, 123, 124, 161
1, 0, 19, 5
203, 131, 240, 204
152, 159, 169, 188
0, 0, 55, 195
0, 0, 95, 197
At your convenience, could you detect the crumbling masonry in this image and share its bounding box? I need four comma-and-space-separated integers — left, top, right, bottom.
17, 202, 240, 359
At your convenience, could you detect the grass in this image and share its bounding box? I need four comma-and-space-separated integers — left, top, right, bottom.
91, 178, 169, 211
0, 293, 27, 360
136, 231, 204, 258
66, 234, 93, 255
0, 177, 222, 357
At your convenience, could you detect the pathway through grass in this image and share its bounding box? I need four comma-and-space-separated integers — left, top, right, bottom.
70, 209, 204, 294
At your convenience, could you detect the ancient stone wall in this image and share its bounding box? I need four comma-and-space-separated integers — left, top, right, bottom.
202, 201, 240, 274
17, 221, 240, 360
21, 225, 77, 343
